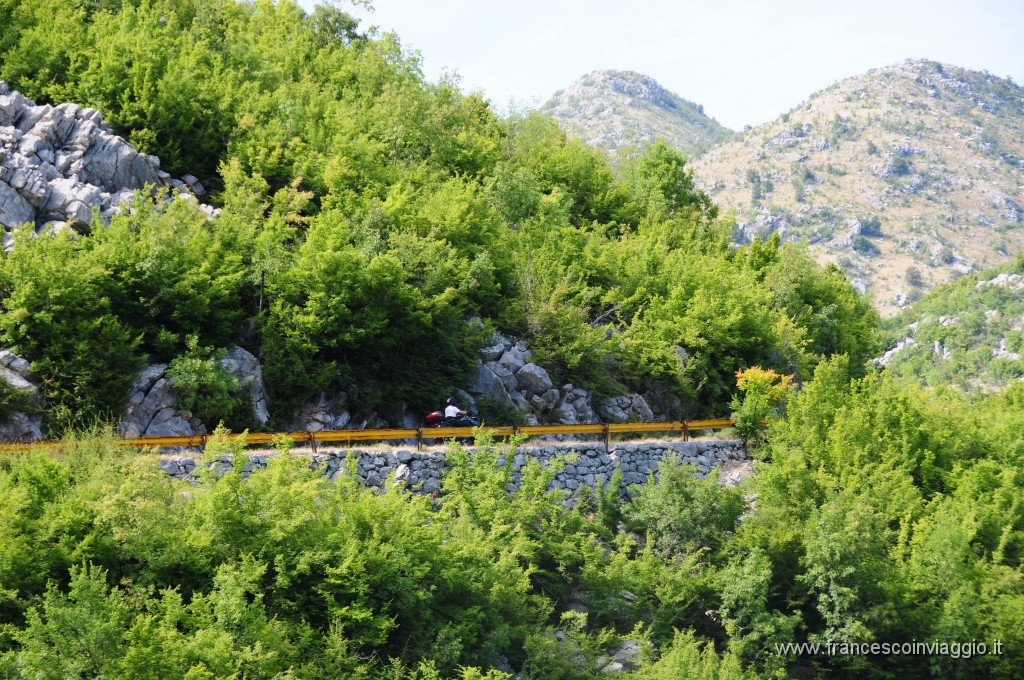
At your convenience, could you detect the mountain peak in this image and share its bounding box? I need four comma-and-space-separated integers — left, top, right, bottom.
688, 60, 1024, 314
541, 70, 732, 158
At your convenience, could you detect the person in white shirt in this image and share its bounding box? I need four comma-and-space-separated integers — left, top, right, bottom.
444, 397, 467, 419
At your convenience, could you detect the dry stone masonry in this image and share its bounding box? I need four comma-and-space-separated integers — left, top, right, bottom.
159, 438, 748, 496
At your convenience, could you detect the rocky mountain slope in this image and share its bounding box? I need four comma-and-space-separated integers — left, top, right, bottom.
876, 257, 1024, 391
541, 70, 733, 159
545, 61, 1024, 315
688, 59, 1024, 314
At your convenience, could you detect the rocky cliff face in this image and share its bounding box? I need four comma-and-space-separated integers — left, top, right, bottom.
0, 81, 213, 238
0, 348, 43, 441
0, 82, 235, 440
0, 344, 271, 440
541, 70, 732, 159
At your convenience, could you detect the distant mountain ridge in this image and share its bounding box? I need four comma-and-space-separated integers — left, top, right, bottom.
540, 70, 733, 159
543, 60, 1024, 315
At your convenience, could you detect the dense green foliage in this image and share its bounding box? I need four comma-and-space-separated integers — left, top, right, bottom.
1, 359, 1022, 678
165, 337, 253, 431
0, 197, 246, 430
880, 254, 1024, 390
0, 0, 877, 431
0, 429, 743, 678
0, 4, 1020, 678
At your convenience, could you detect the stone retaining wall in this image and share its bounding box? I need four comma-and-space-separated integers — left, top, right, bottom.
160, 438, 747, 494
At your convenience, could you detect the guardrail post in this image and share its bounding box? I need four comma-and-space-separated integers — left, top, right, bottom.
416, 428, 423, 451
603, 424, 610, 453
683, 421, 689, 442
309, 431, 318, 454
200, 434, 207, 453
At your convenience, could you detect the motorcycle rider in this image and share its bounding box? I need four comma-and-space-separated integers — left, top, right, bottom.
444, 397, 467, 420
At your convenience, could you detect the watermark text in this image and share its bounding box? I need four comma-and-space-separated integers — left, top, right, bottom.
775, 639, 1003, 659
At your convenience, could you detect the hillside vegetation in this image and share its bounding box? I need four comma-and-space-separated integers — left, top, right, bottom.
0, 359, 1022, 678
0, 2, 1021, 678
544, 61, 1024, 315
0, 0, 875, 433
878, 254, 1024, 390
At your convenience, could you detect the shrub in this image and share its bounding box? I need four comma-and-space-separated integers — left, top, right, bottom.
0, 379, 36, 425
623, 454, 745, 556
165, 337, 251, 431
851, 236, 880, 256
729, 366, 793, 446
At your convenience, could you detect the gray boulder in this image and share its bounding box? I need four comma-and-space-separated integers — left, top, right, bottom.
219, 346, 270, 425
596, 394, 654, 423
0, 182, 34, 226
120, 370, 201, 439
0, 412, 44, 441
553, 401, 579, 424
144, 407, 193, 438
468, 361, 513, 405
0, 364, 34, 394
596, 396, 630, 422
485, 360, 517, 392
515, 363, 553, 397
630, 395, 654, 421
0, 348, 43, 440
120, 346, 269, 438
290, 393, 352, 432
479, 333, 511, 362
498, 341, 532, 374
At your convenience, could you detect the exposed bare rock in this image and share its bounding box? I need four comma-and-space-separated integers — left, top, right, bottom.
976, 273, 1024, 291
469, 361, 513, 404
288, 393, 353, 432
993, 338, 1022, 361
220, 346, 270, 425
515, 363, 554, 397
542, 70, 732, 158
0, 81, 216, 236
874, 337, 917, 366
0, 348, 43, 441
120, 346, 269, 438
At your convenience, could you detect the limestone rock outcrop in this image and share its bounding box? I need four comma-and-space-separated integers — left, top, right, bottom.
0, 348, 43, 440
466, 333, 657, 426
0, 81, 215, 238
120, 346, 269, 438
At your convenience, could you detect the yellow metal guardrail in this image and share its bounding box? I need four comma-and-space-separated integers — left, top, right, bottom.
0, 418, 736, 454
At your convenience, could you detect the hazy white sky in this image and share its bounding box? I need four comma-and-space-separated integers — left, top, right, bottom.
302, 0, 1024, 130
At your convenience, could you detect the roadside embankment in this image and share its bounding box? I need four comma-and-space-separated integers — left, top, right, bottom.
159, 437, 749, 494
